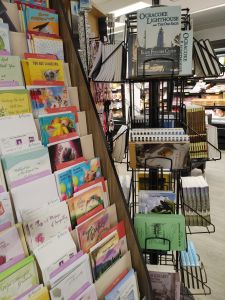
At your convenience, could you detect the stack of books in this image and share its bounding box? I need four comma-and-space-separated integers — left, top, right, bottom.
129, 128, 190, 170
0, 2, 140, 299
186, 104, 208, 159
180, 240, 205, 293
181, 176, 211, 226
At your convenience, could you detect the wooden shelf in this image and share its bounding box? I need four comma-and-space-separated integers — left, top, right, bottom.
191, 98, 225, 107
51, 0, 153, 299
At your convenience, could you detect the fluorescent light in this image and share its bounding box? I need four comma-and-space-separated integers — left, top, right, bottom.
192, 4, 225, 14
115, 22, 125, 28
108, 30, 124, 36
110, 2, 151, 17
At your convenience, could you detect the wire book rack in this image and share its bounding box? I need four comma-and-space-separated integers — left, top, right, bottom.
108, 6, 224, 298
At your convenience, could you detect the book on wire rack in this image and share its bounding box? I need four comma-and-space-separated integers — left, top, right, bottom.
137, 6, 181, 76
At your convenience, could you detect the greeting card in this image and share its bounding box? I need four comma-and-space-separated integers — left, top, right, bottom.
0, 256, 39, 300
55, 157, 101, 201
48, 137, 83, 171
0, 225, 26, 272
0, 89, 31, 117
0, 55, 24, 87
0, 192, 14, 232
39, 111, 78, 146
23, 201, 71, 251
29, 86, 70, 117
22, 58, 64, 86
0, 22, 11, 55
76, 209, 110, 253
2, 146, 51, 188
68, 179, 107, 227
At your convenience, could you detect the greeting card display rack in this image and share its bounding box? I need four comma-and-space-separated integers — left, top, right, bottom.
124, 6, 221, 298
51, 0, 154, 299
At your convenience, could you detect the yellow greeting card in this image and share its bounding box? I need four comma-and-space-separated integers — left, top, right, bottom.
30, 287, 50, 300
0, 90, 31, 117
22, 58, 64, 86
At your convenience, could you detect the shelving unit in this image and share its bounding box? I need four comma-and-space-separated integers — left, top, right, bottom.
57, 1, 223, 298
51, 0, 153, 298
181, 77, 225, 149
123, 5, 222, 299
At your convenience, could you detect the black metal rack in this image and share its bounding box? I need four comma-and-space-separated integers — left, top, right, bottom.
123, 6, 222, 299
180, 254, 211, 296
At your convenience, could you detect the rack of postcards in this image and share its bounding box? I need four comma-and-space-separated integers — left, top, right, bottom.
124, 4, 222, 299
0, 0, 154, 299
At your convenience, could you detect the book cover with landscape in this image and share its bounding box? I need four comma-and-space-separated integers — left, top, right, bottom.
137, 6, 181, 75
93, 241, 122, 280
139, 190, 176, 214
90, 230, 127, 281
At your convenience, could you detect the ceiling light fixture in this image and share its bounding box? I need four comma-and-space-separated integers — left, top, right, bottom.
192, 4, 225, 14
115, 22, 125, 28
108, 30, 124, 36
109, 2, 151, 17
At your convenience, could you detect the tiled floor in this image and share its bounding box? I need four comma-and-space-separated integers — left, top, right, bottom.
191, 153, 225, 300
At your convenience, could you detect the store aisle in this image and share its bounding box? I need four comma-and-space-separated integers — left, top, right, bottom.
192, 152, 225, 300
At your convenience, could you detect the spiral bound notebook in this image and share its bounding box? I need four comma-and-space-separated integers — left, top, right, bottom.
129, 128, 190, 170
130, 128, 185, 136
130, 135, 190, 143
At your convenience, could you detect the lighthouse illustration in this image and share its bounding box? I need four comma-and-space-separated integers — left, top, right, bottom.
157, 27, 164, 48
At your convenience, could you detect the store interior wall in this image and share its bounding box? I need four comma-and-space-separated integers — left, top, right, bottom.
194, 25, 225, 42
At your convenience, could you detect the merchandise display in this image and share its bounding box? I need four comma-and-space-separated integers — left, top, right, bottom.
0, 0, 149, 299
0, 0, 224, 299
106, 2, 221, 299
